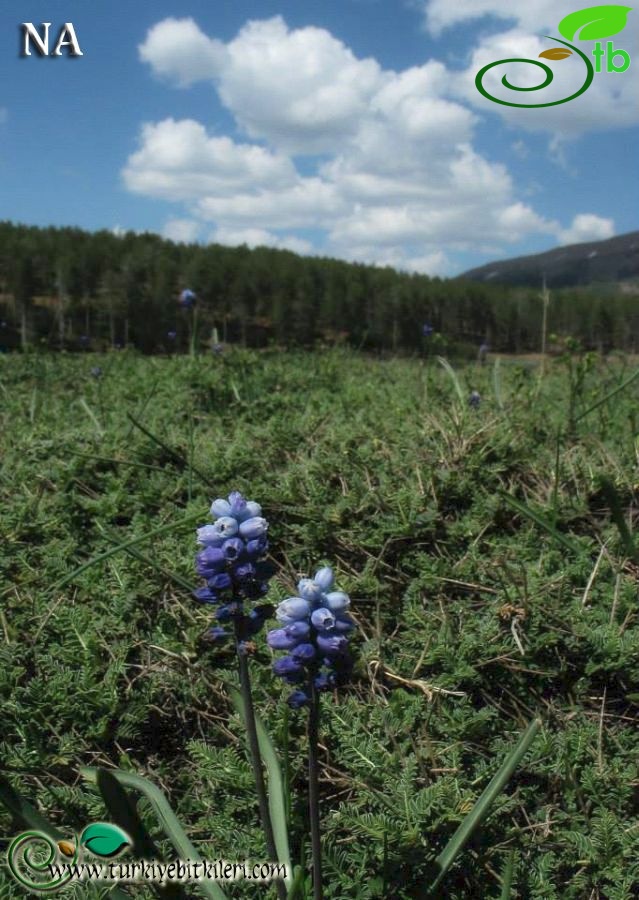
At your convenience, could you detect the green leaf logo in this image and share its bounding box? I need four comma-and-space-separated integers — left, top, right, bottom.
80, 823, 130, 858
558, 5, 632, 41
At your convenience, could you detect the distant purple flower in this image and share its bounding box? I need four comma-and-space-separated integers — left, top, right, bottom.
469, 390, 481, 409
422, 323, 434, 337
267, 565, 355, 706
90, 366, 102, 378
80, 335, 89, 346
212, 343, 224, 354
179, 289, 197, 309
167, 330, 177, 341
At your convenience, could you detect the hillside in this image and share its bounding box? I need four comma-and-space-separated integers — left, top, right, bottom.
459, 230, 639, 288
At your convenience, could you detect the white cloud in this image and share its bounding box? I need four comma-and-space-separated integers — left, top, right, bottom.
129, 14, 620, 275
139, 18, 226, 87
338, 244, 452, 275
122, 119, 297, 201
421, 0, 560, 35
558, 213, 615, 245
195, 177, 344, 229
211, 227, 313, 254
163, 218, 201, 243
218, 17, 383, 154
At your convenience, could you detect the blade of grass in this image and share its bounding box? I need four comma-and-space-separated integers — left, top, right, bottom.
427, 718, 541, 895
498, 490, 579, 554
68, 450, 171, 473
0, 773, 131, 900
493, 357, 504, 411
499, 849, 516, 899
226, 682, 293, 889
286, 865, 306, 900
123, 375, 160, 441
95, 523, 198, 594
0, 772, 64, 840
95, 769, 186, 899
80, 767, 228, 900
49, 513, 202, 595
595, 475, 637, 560
78, 397, 104, 436
126, 413, 216, 488
437, 357, 465, 404
575, 367, 639, 423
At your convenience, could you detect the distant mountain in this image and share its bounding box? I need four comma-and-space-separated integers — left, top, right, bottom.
459, 230, 639, 289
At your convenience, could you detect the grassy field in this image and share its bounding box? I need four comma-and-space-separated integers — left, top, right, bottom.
1, 347, 639, 899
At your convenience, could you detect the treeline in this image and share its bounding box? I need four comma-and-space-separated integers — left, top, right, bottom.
0, 220, 637, 354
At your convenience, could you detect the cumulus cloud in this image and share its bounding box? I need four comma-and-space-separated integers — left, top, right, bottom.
139, 17, 226, 87
558, 213, 615, 245
211, 227, 314, 255
122, 118, 297, 201
421, 0, 560, 35
163, 218, 201, 243
129, 14, 623, 274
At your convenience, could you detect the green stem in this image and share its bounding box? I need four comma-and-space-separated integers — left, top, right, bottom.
234, 618, 288, 900
308, 679, 323, 900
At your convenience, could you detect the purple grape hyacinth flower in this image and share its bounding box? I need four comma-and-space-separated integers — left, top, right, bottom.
267, 566, 355, 708
179, 288, 197, 309
194, 491, 273, 644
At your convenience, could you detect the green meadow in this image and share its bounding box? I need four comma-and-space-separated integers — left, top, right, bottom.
1, 347, 639, 898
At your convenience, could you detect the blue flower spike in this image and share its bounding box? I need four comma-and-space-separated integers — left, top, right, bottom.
267, 566, 355, 708
194, 491, 273, 647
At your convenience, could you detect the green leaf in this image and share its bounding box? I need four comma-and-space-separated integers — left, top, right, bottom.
497, 490, 580, 554
226, 682, 293, 889
499, 849, 516, 899
575, 367, 639, 423
80, 822, 131, 858
558, 5, 632, 41
81, 767, 228, 900
427, 718, 541, 895
436, 357, 465, 405
49, 512, 202, 595
0, 774, 131, 900
95, 769, 186, 899
0, 772, 63, 842
286, 865, 307, 899
595, 475, 637, 560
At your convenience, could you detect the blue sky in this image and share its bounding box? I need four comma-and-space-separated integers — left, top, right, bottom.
0, 0, 637, 275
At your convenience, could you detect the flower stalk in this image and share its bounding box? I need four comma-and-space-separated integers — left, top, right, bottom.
234, 617, 288, 900
307, 677, 323, 900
